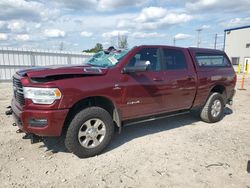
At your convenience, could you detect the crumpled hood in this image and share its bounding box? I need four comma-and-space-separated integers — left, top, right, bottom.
17, 65, 108, 78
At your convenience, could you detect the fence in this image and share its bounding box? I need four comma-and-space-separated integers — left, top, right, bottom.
0, 47, 93, 81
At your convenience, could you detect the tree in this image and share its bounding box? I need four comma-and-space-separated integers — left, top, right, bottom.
83, 43, 103, 53
95, 43, 103, 52
118, 34, 128, 49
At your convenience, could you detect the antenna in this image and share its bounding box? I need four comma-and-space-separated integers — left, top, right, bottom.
196, 29, 203, 48
214, 33, 218, 49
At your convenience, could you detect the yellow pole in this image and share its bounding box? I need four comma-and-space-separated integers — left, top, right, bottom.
238, 63, 241, 74
246, 63, 249, 75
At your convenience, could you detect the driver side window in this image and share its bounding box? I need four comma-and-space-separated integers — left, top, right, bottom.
127, 48, 161, 71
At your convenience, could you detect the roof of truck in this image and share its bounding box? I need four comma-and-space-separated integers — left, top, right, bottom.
135, 45, 224, 53
188, 47, 224, 53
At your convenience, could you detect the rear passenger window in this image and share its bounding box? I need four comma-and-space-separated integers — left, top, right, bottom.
162, 49, 187, 70
196, 54, 231, 67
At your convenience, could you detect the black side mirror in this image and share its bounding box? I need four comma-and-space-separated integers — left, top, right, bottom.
122, 65, 148, 74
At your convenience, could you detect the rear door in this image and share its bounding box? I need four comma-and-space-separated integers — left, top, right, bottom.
161, 47, 197, 111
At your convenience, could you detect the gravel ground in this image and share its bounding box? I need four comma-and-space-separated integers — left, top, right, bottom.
0, 76, 249, 188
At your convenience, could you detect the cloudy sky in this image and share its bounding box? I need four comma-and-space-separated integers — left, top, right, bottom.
0, 0, 250, 51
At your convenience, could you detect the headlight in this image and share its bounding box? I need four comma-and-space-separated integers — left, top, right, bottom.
23, 87, 62, 105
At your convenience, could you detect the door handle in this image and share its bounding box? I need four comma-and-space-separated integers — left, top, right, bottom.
187, 75, 194, 81
153, 77, 164, 82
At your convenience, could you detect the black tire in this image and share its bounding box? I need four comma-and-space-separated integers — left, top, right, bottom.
200, 92, 225, 123
65, 107, 114, 158
190, 108, 202, 119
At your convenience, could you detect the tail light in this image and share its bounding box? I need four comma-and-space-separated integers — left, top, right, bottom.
233, 74, 237, 86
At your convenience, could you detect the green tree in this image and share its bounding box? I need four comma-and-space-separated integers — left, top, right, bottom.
118, 35, 128, 49
83, 43, 103, 53
95, 43, 103, 52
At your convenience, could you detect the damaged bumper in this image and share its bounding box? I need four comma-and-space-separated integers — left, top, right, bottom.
9, 100, 69, 137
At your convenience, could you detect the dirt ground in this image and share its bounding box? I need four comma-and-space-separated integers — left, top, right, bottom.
0, 76, 249, 188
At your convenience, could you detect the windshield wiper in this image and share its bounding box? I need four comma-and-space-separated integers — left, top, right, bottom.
85, 63, 99, 67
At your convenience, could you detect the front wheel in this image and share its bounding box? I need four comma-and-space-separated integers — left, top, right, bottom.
200, 92, 225, 123
65, 107, 114, 158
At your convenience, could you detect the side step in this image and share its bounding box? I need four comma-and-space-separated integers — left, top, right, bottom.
124, 111, 190, 126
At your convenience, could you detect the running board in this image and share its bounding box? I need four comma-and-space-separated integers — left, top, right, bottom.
123, 111, 190, 127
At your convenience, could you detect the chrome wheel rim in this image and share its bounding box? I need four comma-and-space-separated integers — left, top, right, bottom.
78, 118, 106, 149
211, 99, 222, 118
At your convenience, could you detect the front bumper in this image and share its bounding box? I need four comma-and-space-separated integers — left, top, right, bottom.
11, 100, 69, 136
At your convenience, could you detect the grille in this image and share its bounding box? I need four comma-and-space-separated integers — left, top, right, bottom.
13, 77, 25, 106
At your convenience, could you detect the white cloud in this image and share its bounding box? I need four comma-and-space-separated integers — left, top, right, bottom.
0, 0, 59, 22
138, 13, 192, 30
7, 20, 26, 33
0, 0, 249, 50
44, 29, 65, 38
174, 33, 192, 40
201, 25, 210, 29
0, 21, 7, 29
117, 7, 192, 30
53, 0, 149, 11
98, 0, 149, 11
224, 17, 250, 27
102, 30, 130, 38
117, 19, 136, 28
132, 32, 166, 39
35, 23, 41, 29
80, 31, 93, 37
0, 0, 41, 20
15, 34, 30, 41
159, 13, 192, 25
40, 8, 60, 21
0, 33, 8, 40
53, 0, 97, 10
185, 0, 250, 12
135, 7, 167, 22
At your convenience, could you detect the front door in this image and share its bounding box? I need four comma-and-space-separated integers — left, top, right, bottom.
120, 47, 166, 120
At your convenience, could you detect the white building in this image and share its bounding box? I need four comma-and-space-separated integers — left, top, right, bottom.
224, 25, 250, 71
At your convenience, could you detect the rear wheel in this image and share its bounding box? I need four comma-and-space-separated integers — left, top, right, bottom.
200, 92, 225, 123
65, 107, 114, 158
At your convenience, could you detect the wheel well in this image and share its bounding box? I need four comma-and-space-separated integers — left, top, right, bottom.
211, 85, 226, 95
210, 85, 227, 102
63, 96, 121, 132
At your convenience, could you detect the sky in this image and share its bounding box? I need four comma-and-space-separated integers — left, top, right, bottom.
0, 0, 250, 52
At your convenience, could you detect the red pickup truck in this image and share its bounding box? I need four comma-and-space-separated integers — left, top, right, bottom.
7, 45, 236, 158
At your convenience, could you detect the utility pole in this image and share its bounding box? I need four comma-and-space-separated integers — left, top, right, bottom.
173, 37, 176, 46
59, 42, 64, 51
196, 29, 202, 48
214, 33, 218, 49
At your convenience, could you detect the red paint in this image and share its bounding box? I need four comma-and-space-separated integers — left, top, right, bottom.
11, 45, 236, 136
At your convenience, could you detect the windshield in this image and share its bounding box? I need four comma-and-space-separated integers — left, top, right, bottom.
86, 48, 130, 67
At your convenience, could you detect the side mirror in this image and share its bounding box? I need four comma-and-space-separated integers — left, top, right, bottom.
122, 64, 148, 74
